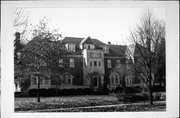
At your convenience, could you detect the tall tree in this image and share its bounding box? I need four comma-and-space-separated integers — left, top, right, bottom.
126, 9, 165, 106
18, 17, 67, 102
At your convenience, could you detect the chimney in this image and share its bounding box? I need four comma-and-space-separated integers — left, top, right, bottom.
15, 32, 20, 40
108, 41, 111, 45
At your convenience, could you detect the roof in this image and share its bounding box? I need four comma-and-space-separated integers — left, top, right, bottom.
105, 44, 127, 57
62, 36, 127, 57
62, 37, 84, 45
80, 36, 95, 45
62, 36, 105, 47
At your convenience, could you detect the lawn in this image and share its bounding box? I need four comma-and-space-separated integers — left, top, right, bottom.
15, 95, 166, 112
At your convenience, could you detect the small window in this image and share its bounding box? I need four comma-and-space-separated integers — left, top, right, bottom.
111, 77, 114, 84
115, 75, 119, 83
94, 61, 97, 66
65, 75, 73, 85
104, 46, 109, 53
44, 79, 50, 85
31, 77, 37, 85
107, 59, 111, 68
67, 78, 71, 84
98, 61, 101, 67
117, 60, 121, 66
88, 45, 91, 49
59, 58, 63, 67
70, 58, 74, 67
40, 78, 43, 85
90, 61, 92, 66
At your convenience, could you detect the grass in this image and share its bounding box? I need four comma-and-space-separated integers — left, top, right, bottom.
15, 95, 166, 112
15, 95, 119, 111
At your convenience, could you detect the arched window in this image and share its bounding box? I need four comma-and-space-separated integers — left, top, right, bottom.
110, 73, 119, 84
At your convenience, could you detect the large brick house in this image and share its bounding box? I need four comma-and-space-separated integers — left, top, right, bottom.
27, 36, 129, 92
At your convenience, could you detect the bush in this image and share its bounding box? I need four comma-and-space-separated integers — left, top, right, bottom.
117, 93, 149, 103
153, 92, 166, 101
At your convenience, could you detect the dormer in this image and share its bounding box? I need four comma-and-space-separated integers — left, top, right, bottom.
80, 36, 95, 50
65, 44, 76, 52
103, 45, 109, 53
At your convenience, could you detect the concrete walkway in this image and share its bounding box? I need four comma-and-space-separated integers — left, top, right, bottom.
26, 101, 165, 112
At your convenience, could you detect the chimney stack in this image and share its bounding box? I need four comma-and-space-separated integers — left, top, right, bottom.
108, 41, 111, 45
15, 32, 20, 40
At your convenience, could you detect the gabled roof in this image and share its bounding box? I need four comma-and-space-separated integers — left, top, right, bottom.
62, 36, 105, 47
92, 38, 106, 47
80, 36, 95, 45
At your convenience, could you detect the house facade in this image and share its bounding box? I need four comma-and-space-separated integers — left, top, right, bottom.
27, 36, 131, 92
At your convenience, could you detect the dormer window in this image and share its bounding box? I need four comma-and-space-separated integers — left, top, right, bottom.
104, 45, 109, 53
66, 44, 76, 52
84, 44, 95, 50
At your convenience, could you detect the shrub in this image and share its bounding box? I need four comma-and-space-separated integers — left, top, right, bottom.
153, 92, 166, 101
117, 93, 149, 103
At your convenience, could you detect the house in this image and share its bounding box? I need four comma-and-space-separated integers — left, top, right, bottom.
26, 36, 129, 94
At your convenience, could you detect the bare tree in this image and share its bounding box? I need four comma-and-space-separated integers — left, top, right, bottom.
13, 8, 29, 42
126, 9, 165, 106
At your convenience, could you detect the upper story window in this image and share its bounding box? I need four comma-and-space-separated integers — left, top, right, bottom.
104, 45, 109, 53
116, 60, 121, 67
70, 58, 74, 67
94, 61, 97, 66
90, 61, 92, 66
59, 58, 63, 67
98, 61, 101, 67
84, 44, 95, 50
66, 44, 76, 52
107, 59, 111, 68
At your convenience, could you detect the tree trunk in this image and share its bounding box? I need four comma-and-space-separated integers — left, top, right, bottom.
122, 75, 126, 93
37, 76, 40, 102
149, 87, 153, 106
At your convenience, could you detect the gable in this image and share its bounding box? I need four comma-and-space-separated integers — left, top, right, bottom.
80, 36, 95, 45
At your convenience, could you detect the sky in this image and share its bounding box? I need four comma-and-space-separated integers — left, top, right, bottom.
22, 8, 165, 45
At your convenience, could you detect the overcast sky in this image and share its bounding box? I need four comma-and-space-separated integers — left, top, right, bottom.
24, 8, 165, 45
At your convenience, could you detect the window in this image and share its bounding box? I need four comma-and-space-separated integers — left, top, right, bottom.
107, 59, 111, 68
111, 78, 114, 84
94, 61, 97, 66
44, 79, 50, 85
110, 73, 119, 84
65, 75, 73, 85
40, 77, 43, 85
88, 45, 91, 49
90, 61, 92, 66
104, 46, 109, 53
31, 77, 37, 85
117, 60, 121, 66
59, 58, 63, 67
68, 44, 76, 52
115, 75, 119, 83
98, 61, 101, 67
70, 58, 74, 67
